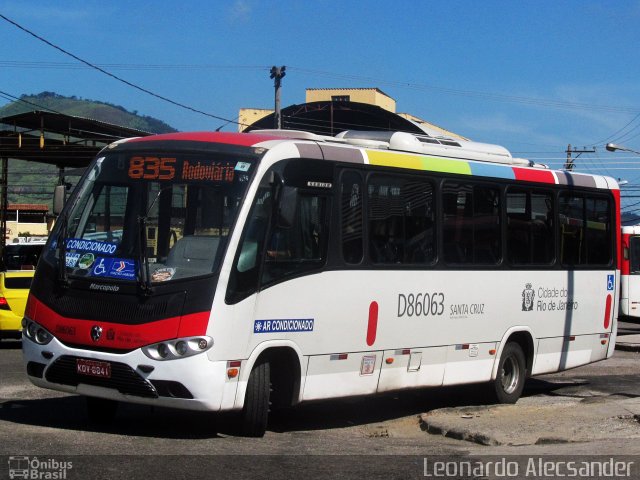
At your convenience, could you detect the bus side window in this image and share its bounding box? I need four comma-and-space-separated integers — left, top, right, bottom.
585, 197, 611, 265
261, 192, 329, 285
341, 170, 363, 264
226, 188, 272, 304
559, 194, 584, 265
559, 193, 612, 267
367, 175, 435, 265
506, 188, 554, 265
442, 182, 500, 265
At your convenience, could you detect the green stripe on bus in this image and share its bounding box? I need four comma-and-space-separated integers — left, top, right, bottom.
366, 150, 472, 175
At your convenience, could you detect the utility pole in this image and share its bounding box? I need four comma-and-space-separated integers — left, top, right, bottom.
270, 66, 286, 129
564, 144, 596, 171
0, 157, 6, 264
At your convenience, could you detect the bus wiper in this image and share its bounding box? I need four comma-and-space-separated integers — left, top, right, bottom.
56, 215, 69, 287
136, 187, 173, 296
137, 215, 152, 296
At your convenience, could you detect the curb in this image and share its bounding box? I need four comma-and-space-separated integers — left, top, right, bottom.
420, 416, 502, 446
419, 415, 577, 447
615, 343, 640, 353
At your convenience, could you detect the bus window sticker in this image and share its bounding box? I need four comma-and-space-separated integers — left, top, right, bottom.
77, 253, 95, 270
65, 238, 118, 256
151, 267, 175, 282
90, 257, 137, 280
66, 252, 80, 268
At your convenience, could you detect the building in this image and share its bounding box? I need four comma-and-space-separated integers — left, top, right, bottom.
0, 111, 153, 251
238, 108, 273, 133
305, 88, 396, 112
4, 203, 49, 242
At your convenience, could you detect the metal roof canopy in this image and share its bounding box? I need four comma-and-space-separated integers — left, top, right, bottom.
0, 111, 152, 168
245, 101, 425, 136
0, 111, 152, 259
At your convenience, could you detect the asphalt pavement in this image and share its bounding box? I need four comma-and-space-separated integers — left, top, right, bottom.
1, 319, 639, 474
617, 317, 640, 352
421, 319, 640, 448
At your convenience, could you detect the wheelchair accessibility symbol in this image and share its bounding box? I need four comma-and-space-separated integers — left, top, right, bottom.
93, 258, 107, 276
607, 274, 614, 291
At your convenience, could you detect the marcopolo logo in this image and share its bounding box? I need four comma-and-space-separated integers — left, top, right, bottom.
8, 456, 73, 479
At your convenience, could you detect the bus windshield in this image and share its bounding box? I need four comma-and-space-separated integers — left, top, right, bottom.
46, 152, 255, 284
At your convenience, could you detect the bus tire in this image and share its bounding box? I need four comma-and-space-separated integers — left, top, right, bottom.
491, 342, 526, 404
241, 360, 270, 437
86, 396, 118, 424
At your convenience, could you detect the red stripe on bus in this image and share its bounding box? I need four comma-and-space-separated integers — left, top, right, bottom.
127, 131, 281, 147
366, 301, 378, 346
604, 294, 612, 329
28, 295, 209, 350
512, 167, 556, 184
177, 311, 211, 337
622, 233, 631, 275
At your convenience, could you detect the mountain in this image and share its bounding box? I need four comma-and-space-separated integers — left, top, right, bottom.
0, 92, 178, 207
0, 91, 177, 134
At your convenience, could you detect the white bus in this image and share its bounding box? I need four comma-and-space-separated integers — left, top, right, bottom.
22, 129, 620, 436
620, 225, 640, 318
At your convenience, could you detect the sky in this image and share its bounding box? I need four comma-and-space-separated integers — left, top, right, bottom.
2, 1, 640, 208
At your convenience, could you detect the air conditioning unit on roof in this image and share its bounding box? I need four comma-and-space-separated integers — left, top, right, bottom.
336, 130, 533, 167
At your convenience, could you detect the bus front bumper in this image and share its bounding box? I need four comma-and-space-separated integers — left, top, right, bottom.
22, 335, 240, 412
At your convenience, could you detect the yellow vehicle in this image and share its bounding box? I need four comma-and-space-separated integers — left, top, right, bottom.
0, 243, 44, 341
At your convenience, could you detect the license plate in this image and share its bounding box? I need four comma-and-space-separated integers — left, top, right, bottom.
76, 359, 111, 379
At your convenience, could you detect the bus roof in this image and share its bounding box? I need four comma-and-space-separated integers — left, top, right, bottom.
110, 130, 618, 191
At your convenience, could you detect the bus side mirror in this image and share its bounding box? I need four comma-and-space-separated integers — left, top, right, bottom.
53, 185, 66, 215
277, 186, 298, 228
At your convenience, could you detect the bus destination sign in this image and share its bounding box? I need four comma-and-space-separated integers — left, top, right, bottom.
127, 156, 240, 183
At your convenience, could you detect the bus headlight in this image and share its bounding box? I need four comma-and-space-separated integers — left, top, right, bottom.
157, 343, 170, 359
35, 328, 52, 344
175, 341, 188, 356
142, 336, 213, 361
23, 319, 53, 346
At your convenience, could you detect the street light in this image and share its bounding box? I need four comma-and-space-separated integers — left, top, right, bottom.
604, 143, 637, 187
606, 143, 640, 155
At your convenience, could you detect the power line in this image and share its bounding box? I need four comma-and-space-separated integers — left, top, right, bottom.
588, 112, 640, 147
0, 14, 247, 128
290, 67, 640, 115
612, 128, 640, 146
608, 120, 640, 145
3, 57, 638, 118
0, 60, 266, 71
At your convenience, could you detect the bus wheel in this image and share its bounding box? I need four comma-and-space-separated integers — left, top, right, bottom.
86, 396, 118, 424
491, 342, 526, 404
241, 360, 270, 437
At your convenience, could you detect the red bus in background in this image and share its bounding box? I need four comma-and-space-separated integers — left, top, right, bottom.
621, 225, 640, 318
